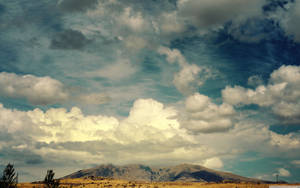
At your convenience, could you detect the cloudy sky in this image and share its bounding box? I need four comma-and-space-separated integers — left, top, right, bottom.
0, 0, 300, 183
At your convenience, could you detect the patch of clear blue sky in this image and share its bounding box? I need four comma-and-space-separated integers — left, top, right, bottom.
225, 152, 300, 183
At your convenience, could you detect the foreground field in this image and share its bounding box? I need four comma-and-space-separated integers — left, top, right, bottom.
18, 178, 299, 188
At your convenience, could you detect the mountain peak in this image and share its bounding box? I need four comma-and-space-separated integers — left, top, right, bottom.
63, 163, 267, 183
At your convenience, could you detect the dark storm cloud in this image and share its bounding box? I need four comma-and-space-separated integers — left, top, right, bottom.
58, 0, 99, 12
177, 0, 264, 28
226, 17, 283, 43
170, 18, 300, 90
0, 147, 44, 165
263, 0, 295, 13
50, 29, 92, 50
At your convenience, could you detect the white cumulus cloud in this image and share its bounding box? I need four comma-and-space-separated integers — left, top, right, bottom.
173, 64, 202, 95
203, 157, 224, 169
0, 72, 69, 105
222, 65, 300, 124
181, 93, 235, 134
118, 7, 148, 32
0, 98, 299, 181
158, 46, 211, 95
270, 131, 300, 149
278, 168, 291, 177
0, 98, 219, 171
158, 46, 187, 66
0, 98, 190, 150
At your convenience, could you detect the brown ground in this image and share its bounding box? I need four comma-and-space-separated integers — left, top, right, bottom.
18, 178, 299, 188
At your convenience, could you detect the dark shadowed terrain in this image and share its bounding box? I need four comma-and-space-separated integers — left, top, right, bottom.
63, 164, 269, 183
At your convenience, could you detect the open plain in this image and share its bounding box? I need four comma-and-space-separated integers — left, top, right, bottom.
17, 178, 299, 188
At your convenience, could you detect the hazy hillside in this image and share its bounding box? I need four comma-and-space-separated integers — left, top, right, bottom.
63, 164, 266, 183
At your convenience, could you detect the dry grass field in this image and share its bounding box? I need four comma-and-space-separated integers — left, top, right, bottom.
17, 178, 299, 188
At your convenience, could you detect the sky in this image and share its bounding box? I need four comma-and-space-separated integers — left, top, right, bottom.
0, 0, 300, 183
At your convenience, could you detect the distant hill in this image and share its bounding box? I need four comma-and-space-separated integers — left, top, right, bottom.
62, 164, 268, 183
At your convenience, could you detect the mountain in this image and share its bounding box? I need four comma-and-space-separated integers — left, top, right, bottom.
62, 164, 266, 183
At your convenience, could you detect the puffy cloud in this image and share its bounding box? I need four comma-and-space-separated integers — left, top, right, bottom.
222, 85, 277, 106
80, 0, 267, 42
78, 3, 136, 37
278, 168, 291, 177
0, 104, 45, 136
28, 107, 119, 143
0, 98, 187, 147
82, 1, 157, 54
177, 0, 264, 28
266, 0, 300, 42
86, 3, 150, 34
84, 0, 181, 39
158, 46, 187, 66
1, 103, 117, 148
0, 70, 114, 106
270, 64, 300, 84
118, 7, 148, 32
181, 93, 235, 134
222, 65, 300, 124
192, 120, 300, 158
158, 46, 211, 95
202, 157, 223, 169
1, 98, 181, 168
126, 99, 178, 130
0, 98, 299, 181
270, 131, 300, 149
0, 98, 218, 175
0, 72, 69, 105
173, 64, 202, 95
118, 98, 185, 143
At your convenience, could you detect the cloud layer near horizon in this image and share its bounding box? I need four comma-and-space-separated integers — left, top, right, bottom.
1, 93, 299, 180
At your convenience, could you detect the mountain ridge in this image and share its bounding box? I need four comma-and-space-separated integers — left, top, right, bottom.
62, 163, 269, 183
